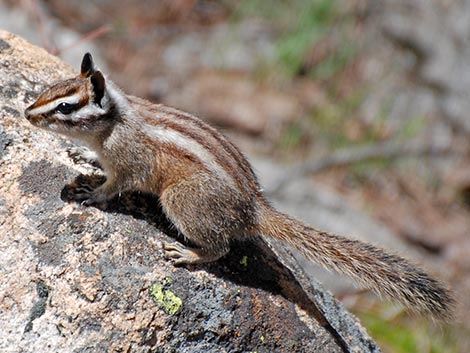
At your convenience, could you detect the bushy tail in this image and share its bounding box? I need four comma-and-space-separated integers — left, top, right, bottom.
257, 206, 453, 320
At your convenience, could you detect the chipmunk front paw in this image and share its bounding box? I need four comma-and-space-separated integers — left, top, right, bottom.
61, 176, 108, 209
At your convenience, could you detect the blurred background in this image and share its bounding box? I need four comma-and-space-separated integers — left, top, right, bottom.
1, 0, 469, 351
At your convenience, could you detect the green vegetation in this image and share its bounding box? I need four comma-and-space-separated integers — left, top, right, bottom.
312, 90, 365, 148
278, 120, 309, 152
236, 0, 354, 79
355, 304, 460, 353
275, 0, 338, 77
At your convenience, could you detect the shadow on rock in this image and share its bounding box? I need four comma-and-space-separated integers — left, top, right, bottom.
60, 173, 350, 352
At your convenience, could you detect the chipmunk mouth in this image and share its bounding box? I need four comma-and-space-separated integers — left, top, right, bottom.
24, 108, 42, 126
24, 109, 57, 129
24, 108, 38, 125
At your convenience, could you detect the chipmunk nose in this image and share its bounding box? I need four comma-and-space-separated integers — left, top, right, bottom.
24, 104, 34, 120
24, 105, 34, 120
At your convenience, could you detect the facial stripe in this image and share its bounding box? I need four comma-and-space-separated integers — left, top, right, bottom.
27, 93, 83, 116
60, 104, 105, 122
60, 85, 82, 100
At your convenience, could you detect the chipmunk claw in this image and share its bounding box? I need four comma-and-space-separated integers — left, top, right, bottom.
67, 186, 108, 208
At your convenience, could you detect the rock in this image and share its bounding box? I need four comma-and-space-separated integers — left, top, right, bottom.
0, 31, 380, 352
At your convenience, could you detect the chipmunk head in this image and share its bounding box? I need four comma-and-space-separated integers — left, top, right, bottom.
25, 53, 114, 139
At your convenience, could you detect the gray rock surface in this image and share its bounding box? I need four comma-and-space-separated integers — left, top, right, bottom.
0, 30, 381, 353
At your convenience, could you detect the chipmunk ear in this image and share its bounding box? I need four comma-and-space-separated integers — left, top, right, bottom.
81, 52, 95, 77
90, 70, 105, 107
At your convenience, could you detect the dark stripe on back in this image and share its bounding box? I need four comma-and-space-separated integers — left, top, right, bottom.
160, 105, 257, 179
145, 112, 244, 182
157, 106, 261, 193
128, 96, 260, 194
139, 103, 258, 194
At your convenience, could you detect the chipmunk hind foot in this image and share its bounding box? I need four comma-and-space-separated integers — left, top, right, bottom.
163, 241, 229, 265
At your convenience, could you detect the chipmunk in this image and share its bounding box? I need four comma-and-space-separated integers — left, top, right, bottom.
25, 53, 453, 319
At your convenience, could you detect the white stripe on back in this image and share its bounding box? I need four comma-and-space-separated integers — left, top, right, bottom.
143, 123, 235, 187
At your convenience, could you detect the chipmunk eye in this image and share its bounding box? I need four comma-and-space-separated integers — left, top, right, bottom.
56, 102, 76, 115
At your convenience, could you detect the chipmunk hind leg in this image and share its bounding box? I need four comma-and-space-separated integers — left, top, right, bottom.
159, 178, 253, 265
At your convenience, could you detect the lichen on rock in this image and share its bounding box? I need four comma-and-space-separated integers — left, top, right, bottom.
150, 281, 183, 316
